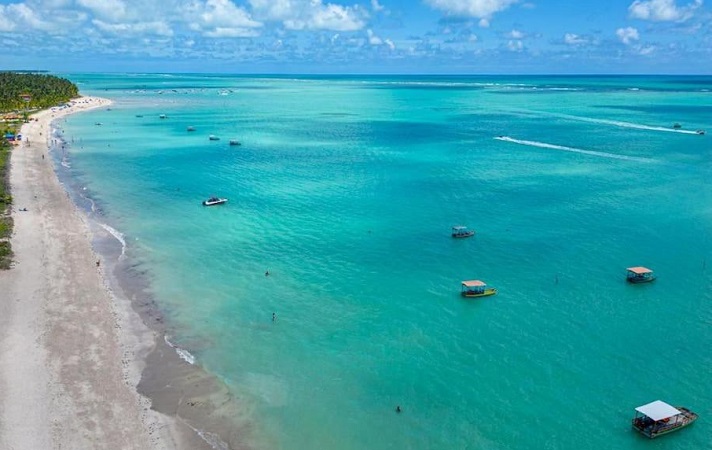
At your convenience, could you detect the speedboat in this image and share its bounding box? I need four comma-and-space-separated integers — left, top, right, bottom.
696, 130, 705, 135
202, 197, 227, 206
632, 400, 697, 438
209, 135, 220, 141
672, 123, 681, 129
452, 225, 475, 238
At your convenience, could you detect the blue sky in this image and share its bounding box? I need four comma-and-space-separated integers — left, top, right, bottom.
0, 0, 710, 74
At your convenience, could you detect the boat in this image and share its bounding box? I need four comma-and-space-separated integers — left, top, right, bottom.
159, 114, 167, 119
187, 126, 196, 132
626, 266, 655, 283
202, 197, 227, 206
696, 130, 705, 135
135, 115, 144, 118
461, 280, 497, 298
673, 123, 681, 129
209, 135, 220, 141
229, 140, 241, 146
632, 400, 697, 438
452, 225, 475, 238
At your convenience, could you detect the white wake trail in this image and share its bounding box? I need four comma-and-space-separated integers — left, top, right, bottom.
494, 136, 656, 163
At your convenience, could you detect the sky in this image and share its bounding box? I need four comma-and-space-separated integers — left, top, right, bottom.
0, 0, 710, 74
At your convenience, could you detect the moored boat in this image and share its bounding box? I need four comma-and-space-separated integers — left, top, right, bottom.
229, 140, 241, 146
159, 114, 167, 119
452, 225, 475, 238
209, 135, 220, 141
187, 126, 196, 132
202, 197, 228, 206
632, 400, 697, 438
461, 280, 497, 298
626, 266, 655, 283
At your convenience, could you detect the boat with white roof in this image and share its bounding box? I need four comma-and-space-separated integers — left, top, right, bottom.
632, 400, 697, 438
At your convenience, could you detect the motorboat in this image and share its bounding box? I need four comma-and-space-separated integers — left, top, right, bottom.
229, 140, 241, 146
626, 266, 655, 283
187, 126, 196, 132
209, 135, 220, 141
672, 123, 681, 129
696, 130, 705, 135
461, 280, 497, 298
632, 400, 697, 438
202, 197, 227, 206
159, 114, 167, 119
452, 225, 475, 238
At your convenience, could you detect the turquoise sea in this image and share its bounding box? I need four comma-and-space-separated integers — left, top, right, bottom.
57, 74, 711, 449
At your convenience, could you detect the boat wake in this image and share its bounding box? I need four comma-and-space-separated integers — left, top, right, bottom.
515, 109, 701, 135
164, 335, 196, 365
494, 136, 656, 163
98, 222, 127, 258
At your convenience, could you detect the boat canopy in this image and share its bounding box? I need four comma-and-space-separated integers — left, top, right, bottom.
461, 280, 486, 287
635, 401, 681, 421
627, 266, 653, 274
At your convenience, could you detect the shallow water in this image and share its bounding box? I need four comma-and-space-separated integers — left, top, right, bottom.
59, 74, 712, 449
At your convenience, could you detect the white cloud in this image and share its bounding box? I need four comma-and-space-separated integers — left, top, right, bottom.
249, 0, 367, 31
638, 45, 656, 54
367, 29, 382, 45
616, 26, 639, 44
371, 0, 385, 12
204, 26, 260, 37
77, 0, 127, 21
628, 0, 702, 22
0, 5, 17, 32
564, 33, 587, 45
366, 29, 394, 49
508, 29, 524, 39
478, 18, 490, 27
93, 19, 173, 36
424, 0, 519, 19
1, 3, 43, 31
186, 0, 262, 37
507, 39, 523, 51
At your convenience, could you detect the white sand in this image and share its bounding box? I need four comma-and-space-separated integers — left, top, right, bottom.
0, 97, 206, 449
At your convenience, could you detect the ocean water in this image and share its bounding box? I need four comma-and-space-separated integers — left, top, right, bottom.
57, 74, 711, 449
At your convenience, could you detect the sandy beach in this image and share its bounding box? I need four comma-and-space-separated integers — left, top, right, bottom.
0, 97, 212, 450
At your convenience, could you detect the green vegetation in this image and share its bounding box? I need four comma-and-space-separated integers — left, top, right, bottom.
0, 72, 79, 112
1, 116, 13, 268
0, 72, 79, 269
0, 241, 11, 269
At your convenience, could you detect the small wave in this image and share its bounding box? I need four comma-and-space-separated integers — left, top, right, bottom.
494, 136, 656, 163
98, 222, 127, 257
187, 424, 230, 450
164, 335, 196, 365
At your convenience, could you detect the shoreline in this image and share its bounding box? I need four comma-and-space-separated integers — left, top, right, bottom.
0, 97, 217, 449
